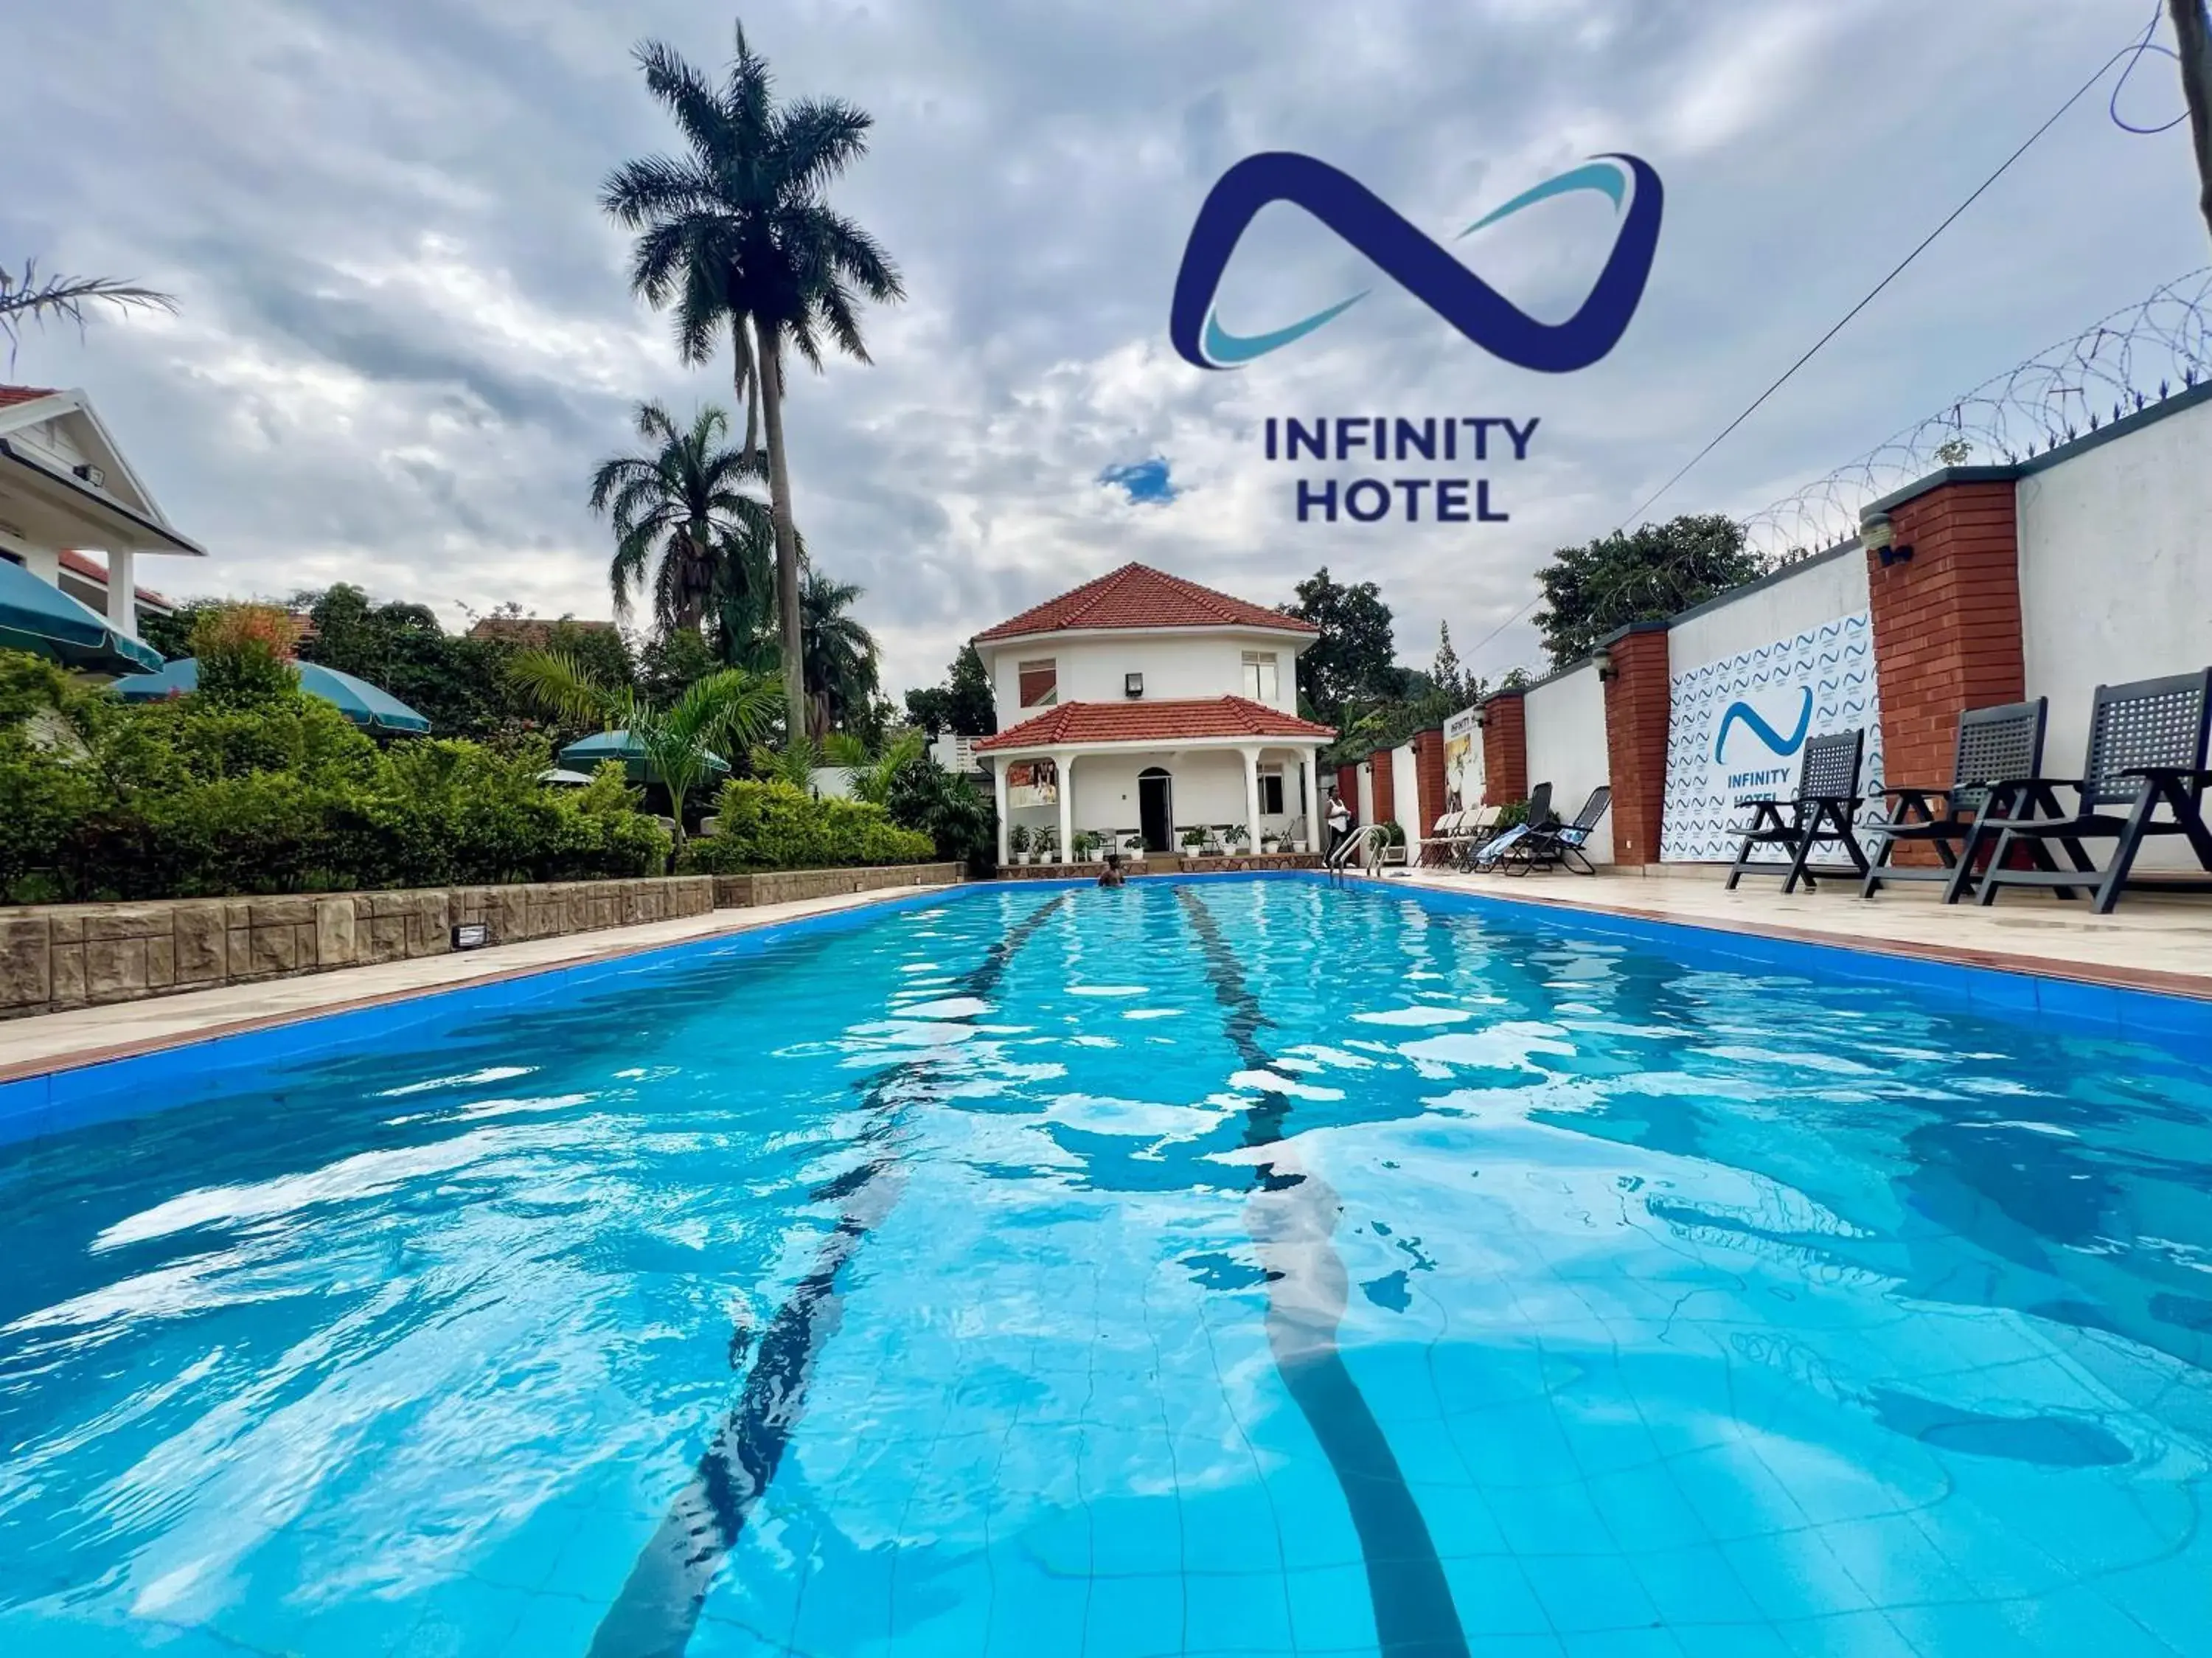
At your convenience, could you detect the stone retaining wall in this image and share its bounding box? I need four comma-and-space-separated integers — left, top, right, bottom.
1, 876, 718, 1019
712, 862, 964, 908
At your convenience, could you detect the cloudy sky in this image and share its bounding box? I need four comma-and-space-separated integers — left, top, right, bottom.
3, 0, 2205, 696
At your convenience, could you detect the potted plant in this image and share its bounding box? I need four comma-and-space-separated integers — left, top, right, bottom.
1225, 823, 1250, 858
1179, 825, 1207, 859
1123, 833, 1147, 863
1073, 829, 1102, 863
1261, 828, 1281, 855
1035, 826, 1057, 866
1009, 824, 1032, 866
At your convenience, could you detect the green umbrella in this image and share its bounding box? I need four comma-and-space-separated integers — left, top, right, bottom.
114, 656, 432, 734
558, 728, 730, 783
0, 555, 163, 675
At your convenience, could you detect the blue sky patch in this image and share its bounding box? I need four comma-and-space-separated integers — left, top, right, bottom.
1099, 456, 1175, 504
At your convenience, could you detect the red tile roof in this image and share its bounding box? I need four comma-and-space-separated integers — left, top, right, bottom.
58, 548, 173, 609
0, 385, 60, 410
975, 695, 1334, 752
974, 562, 1316, 643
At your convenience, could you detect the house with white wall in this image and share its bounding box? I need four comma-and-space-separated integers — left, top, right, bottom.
0, 385, 204, 658
971, 563, 1334, 860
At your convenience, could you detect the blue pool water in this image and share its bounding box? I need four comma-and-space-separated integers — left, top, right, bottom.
3, 875, 2211, 1657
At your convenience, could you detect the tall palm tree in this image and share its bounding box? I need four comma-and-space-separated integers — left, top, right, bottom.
590, 400, 774, 633
506, 648, 780, 850
1, 260, 175, 369
799, 569, 880, 741
601, 22, 904, 744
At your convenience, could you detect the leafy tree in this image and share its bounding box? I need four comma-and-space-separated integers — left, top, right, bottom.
634, 625, 724, 707
506, 649, 781, 850
191, 605, 301, 707
603, 23, 904, 744
799, 569, 880, 740
1532, 514, 1763, 668
591, 400, 773, 633
1279, 567, 1405, 728
904, 644, 995, 735
296, 585, 563, 742
1429, 621, 1476, 710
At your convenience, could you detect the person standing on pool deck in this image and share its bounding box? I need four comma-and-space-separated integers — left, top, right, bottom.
1326, 788, 1352, 856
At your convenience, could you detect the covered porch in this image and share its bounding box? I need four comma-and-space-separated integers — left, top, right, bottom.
985, 738, 1324, 864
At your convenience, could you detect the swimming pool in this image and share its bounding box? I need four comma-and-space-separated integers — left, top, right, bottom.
3, 874, 2210, 1657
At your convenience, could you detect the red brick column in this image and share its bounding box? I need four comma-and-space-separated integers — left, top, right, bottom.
1479, 692, 1528, 805
1371, 749, 1397, 827
1601, 623, 1672, 866
1868, 479, 2025, 860
1411, 728, 1448, 823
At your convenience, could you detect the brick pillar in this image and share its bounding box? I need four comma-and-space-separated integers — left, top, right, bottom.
1371, 749, 1397, 826
1601, 622, 1672, 866
1479, 692, 1527, 805
1412, 728, 1448, 821
1866, 479, 2025, 861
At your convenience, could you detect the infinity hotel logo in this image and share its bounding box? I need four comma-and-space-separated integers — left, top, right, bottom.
1169, 151, 1663, 371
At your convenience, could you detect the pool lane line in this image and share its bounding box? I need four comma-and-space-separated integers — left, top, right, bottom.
1174, 887, 1471, 1658
588, 892, 1071, 1658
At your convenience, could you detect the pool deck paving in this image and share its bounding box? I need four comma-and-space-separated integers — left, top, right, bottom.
3, 865, 2207, 1085
1381, 862, 2212, 1000
0, 881, 964, 1084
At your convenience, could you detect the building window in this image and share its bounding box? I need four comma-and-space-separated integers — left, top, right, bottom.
1259, 766, 1285, 815
1018, 658, 1058, 708
1242, 651, 1279, 703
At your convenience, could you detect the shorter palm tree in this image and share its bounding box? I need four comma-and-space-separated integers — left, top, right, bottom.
800, 570, 880, 741
591, 401, 773, 632
507, 649, 779, 850
824, 728, 924, 805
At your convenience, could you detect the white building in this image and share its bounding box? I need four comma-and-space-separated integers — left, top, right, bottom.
972, 563, 1334, 860
0, 385, 204, 648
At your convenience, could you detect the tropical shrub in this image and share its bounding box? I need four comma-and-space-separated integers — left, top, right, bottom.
0, 649, 672, 902
189, 603, 302, 706
679, 779, 933, 874
882, 755, 995, 873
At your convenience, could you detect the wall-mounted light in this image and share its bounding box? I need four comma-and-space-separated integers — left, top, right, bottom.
1472, 704, 1489, 729
72, 462, 106, 489
1593, 645, 1618, 682
1124, 672, 1144, 699
1862, 510, 1915, 567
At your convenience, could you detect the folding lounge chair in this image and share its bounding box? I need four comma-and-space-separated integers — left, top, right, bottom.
1420, 809, 1464, 867
1969, 668, 2212, 915
1503, 785, 1613, 876
1861, 698, 2048, 901
1725, 729, 1868, 893
1467, 783, 1554, 872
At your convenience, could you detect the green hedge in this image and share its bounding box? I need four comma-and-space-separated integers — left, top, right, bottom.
0, 651, 671, 902
678, 779, 936, 874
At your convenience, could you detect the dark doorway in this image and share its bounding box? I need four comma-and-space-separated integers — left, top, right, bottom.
1138, 767, 1174, 852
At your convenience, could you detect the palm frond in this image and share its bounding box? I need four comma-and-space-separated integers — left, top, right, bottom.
507, 649, 627, 727
1, 262, 177, 363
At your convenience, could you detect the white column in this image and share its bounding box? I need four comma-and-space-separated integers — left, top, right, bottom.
1054, 749, 1074, 867
105, 547, 136, 637
1299, 751, 1319, 853
1241, 746, 1262, 855
992, 759, 1010, 866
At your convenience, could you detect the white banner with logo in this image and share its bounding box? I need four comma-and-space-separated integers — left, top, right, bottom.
1660, 611, 1882, 862
1443, 705, 1484, 813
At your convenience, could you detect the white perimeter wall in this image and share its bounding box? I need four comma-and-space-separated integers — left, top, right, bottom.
1390, 744, 1422, 842
1666, 547, 1870, 676
1522, 661, 1614, 864
2017, 394, 2212, 870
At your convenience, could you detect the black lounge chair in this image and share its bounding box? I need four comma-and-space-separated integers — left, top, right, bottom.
1725, 729, 1868, 893
1503, 785, 1613, 875
1861, 698, 2048, 901
1969, 669, 2212, 915
1465, 782, 1553, 872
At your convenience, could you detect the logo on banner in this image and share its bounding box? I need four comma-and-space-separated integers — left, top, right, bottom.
1169, 152, 1663, 371
1713, 687, 1812, 798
